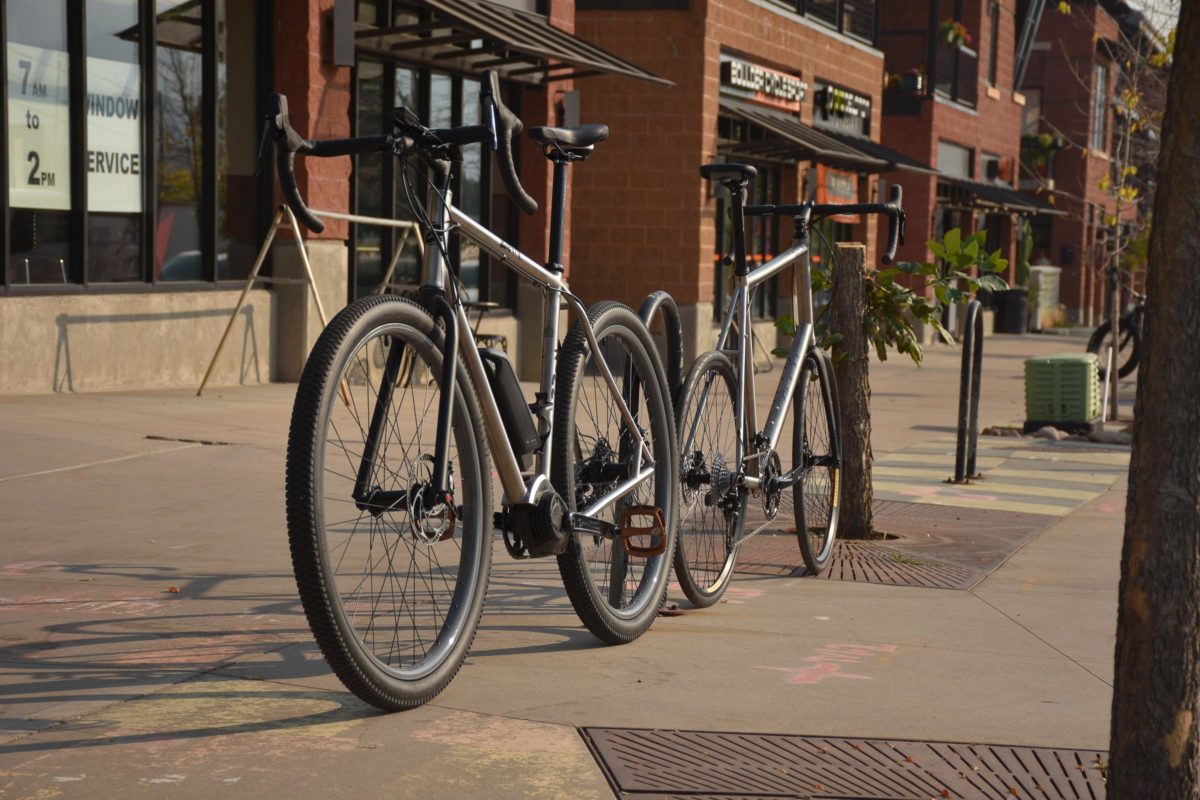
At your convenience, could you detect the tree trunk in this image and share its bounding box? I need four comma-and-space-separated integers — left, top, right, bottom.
1108, 4, 1200, 796
827, 243, 874, 539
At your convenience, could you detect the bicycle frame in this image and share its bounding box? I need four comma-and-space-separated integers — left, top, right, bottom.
684, 209, 816, 491
370, 165, 655, 520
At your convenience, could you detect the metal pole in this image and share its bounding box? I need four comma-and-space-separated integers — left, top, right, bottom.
285, 206, 332, 329
953, 299, 983, 483
197, 206, 286, 396
966, 303, 984, 479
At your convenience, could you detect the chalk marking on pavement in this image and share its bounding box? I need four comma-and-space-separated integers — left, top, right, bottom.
756, 643, 898, 685
0, 443, 200, 484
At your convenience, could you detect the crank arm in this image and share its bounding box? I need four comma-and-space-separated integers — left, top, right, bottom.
567, 513, 619, 539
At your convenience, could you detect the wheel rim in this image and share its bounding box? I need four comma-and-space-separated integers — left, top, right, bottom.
315, 323, 483, 681
677, 363, 740, 594
568, 326, 667, 618
798, 369, 838, 564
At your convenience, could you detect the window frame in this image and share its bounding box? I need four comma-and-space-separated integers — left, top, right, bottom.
986, 0, 1000, 87
1, 0, 274, 296
1091, 60, 1110, 153
796, 0, 879, 46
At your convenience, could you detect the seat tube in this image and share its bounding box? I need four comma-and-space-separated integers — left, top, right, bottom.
729, 181, 751, 468
537, 158, 570, 478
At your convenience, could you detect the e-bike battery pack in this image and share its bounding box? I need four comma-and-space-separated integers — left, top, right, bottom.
478, 348, 540, 457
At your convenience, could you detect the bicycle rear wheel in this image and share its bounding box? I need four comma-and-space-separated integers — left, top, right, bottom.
1087, 318, 1141, 379
793, 349, 840, 574
553, 302, 678, 644
286, 295, 492, 711
673, 350, 745, 608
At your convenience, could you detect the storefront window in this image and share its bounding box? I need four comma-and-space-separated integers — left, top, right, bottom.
713, 158, 780, 321
3, 0, 267, 292
354, 59, 386, 299
154, 0, 203, 282
6, 0, 74, 285
87, 0, 142, 283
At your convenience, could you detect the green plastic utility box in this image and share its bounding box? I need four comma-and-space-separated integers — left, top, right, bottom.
1023, 353, 1102, 434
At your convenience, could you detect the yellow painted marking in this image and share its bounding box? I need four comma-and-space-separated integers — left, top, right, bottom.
871, 483, 1076, 516
877, 452, 1005, 468
988, 467, 1120, 485
871, 471, 1103, 501
831, 467, 840, 509
1010, 449, 1130, 466
872, 465, 1116, 488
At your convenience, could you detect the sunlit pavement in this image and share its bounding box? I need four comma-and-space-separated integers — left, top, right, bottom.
0, 334, 1131, 799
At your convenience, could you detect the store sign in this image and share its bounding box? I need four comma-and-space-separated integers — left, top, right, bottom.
816, 164, 859, 224
813, 82, 872, 137
86, 56, 142, 213
7, 42, 71, 211
720, 56, 807, 112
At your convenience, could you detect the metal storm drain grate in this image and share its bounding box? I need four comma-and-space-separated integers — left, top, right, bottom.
734, 501, 1055, 590
582, 727, 1108, 799
737, 536, 979, 590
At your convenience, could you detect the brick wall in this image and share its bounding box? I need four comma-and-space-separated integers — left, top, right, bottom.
1024, 2, 1121, 321
574, 1, 885, 311
880, 0, 1026, 271
274, 0, 352, 242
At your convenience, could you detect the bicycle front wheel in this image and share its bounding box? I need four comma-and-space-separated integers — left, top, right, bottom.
553, 302, 678, 644
793, 349, 841, 574
286, 295, 492, 711
673, 350, 745, 608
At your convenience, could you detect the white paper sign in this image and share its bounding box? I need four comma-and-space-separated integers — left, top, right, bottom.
7, 42, 71, 210
86, 56, 142, 212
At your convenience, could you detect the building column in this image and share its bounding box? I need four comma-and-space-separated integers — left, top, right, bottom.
272, 0, 352, 381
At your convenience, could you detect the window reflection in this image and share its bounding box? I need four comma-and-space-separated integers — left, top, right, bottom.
354, 59, 385, 298
155, 0, 204, 281
6, 0, 74, 284
87, 0, 143, 282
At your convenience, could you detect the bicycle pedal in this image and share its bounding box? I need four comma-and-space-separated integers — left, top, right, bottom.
618, 505, 668, 557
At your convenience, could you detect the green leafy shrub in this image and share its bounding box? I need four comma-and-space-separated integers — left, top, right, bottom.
775, 228, 1009, 365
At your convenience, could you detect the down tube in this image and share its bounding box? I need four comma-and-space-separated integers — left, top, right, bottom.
759, 321, 813, 455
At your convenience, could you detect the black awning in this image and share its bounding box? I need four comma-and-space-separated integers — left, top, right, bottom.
822, 131, 937, 175
356, 0, 672, 87
940, 176, 1064, 215
720, 99, 888, 172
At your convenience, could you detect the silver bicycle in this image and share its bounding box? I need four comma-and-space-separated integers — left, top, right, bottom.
674, 163, 903, 606
275, 71, 677, 710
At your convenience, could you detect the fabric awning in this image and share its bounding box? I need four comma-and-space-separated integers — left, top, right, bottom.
719, 100, 937, 174
822, 131, 938, 175
939, 176, 1064, 216
720, 99, 888, 172
356, 0, 672, 87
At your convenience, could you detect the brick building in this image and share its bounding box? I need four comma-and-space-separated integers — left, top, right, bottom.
876, 0, 1056, 297
572, 0, 934, 361
0, 0, 665, 391
1018, 0, 1134, 325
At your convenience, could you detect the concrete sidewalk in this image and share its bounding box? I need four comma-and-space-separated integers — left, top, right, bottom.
0, 334, 1129, 799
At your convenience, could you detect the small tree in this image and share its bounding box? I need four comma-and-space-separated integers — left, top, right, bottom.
777, 229, 1008, 538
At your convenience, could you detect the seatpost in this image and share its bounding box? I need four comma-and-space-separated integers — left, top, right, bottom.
547, 158, 569, 271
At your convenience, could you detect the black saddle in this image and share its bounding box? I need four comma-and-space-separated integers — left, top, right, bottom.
528, 125, 609, 149
699, 163, 757, 183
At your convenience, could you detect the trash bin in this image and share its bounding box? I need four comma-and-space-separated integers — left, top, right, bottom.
993, 288, 1029, 334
